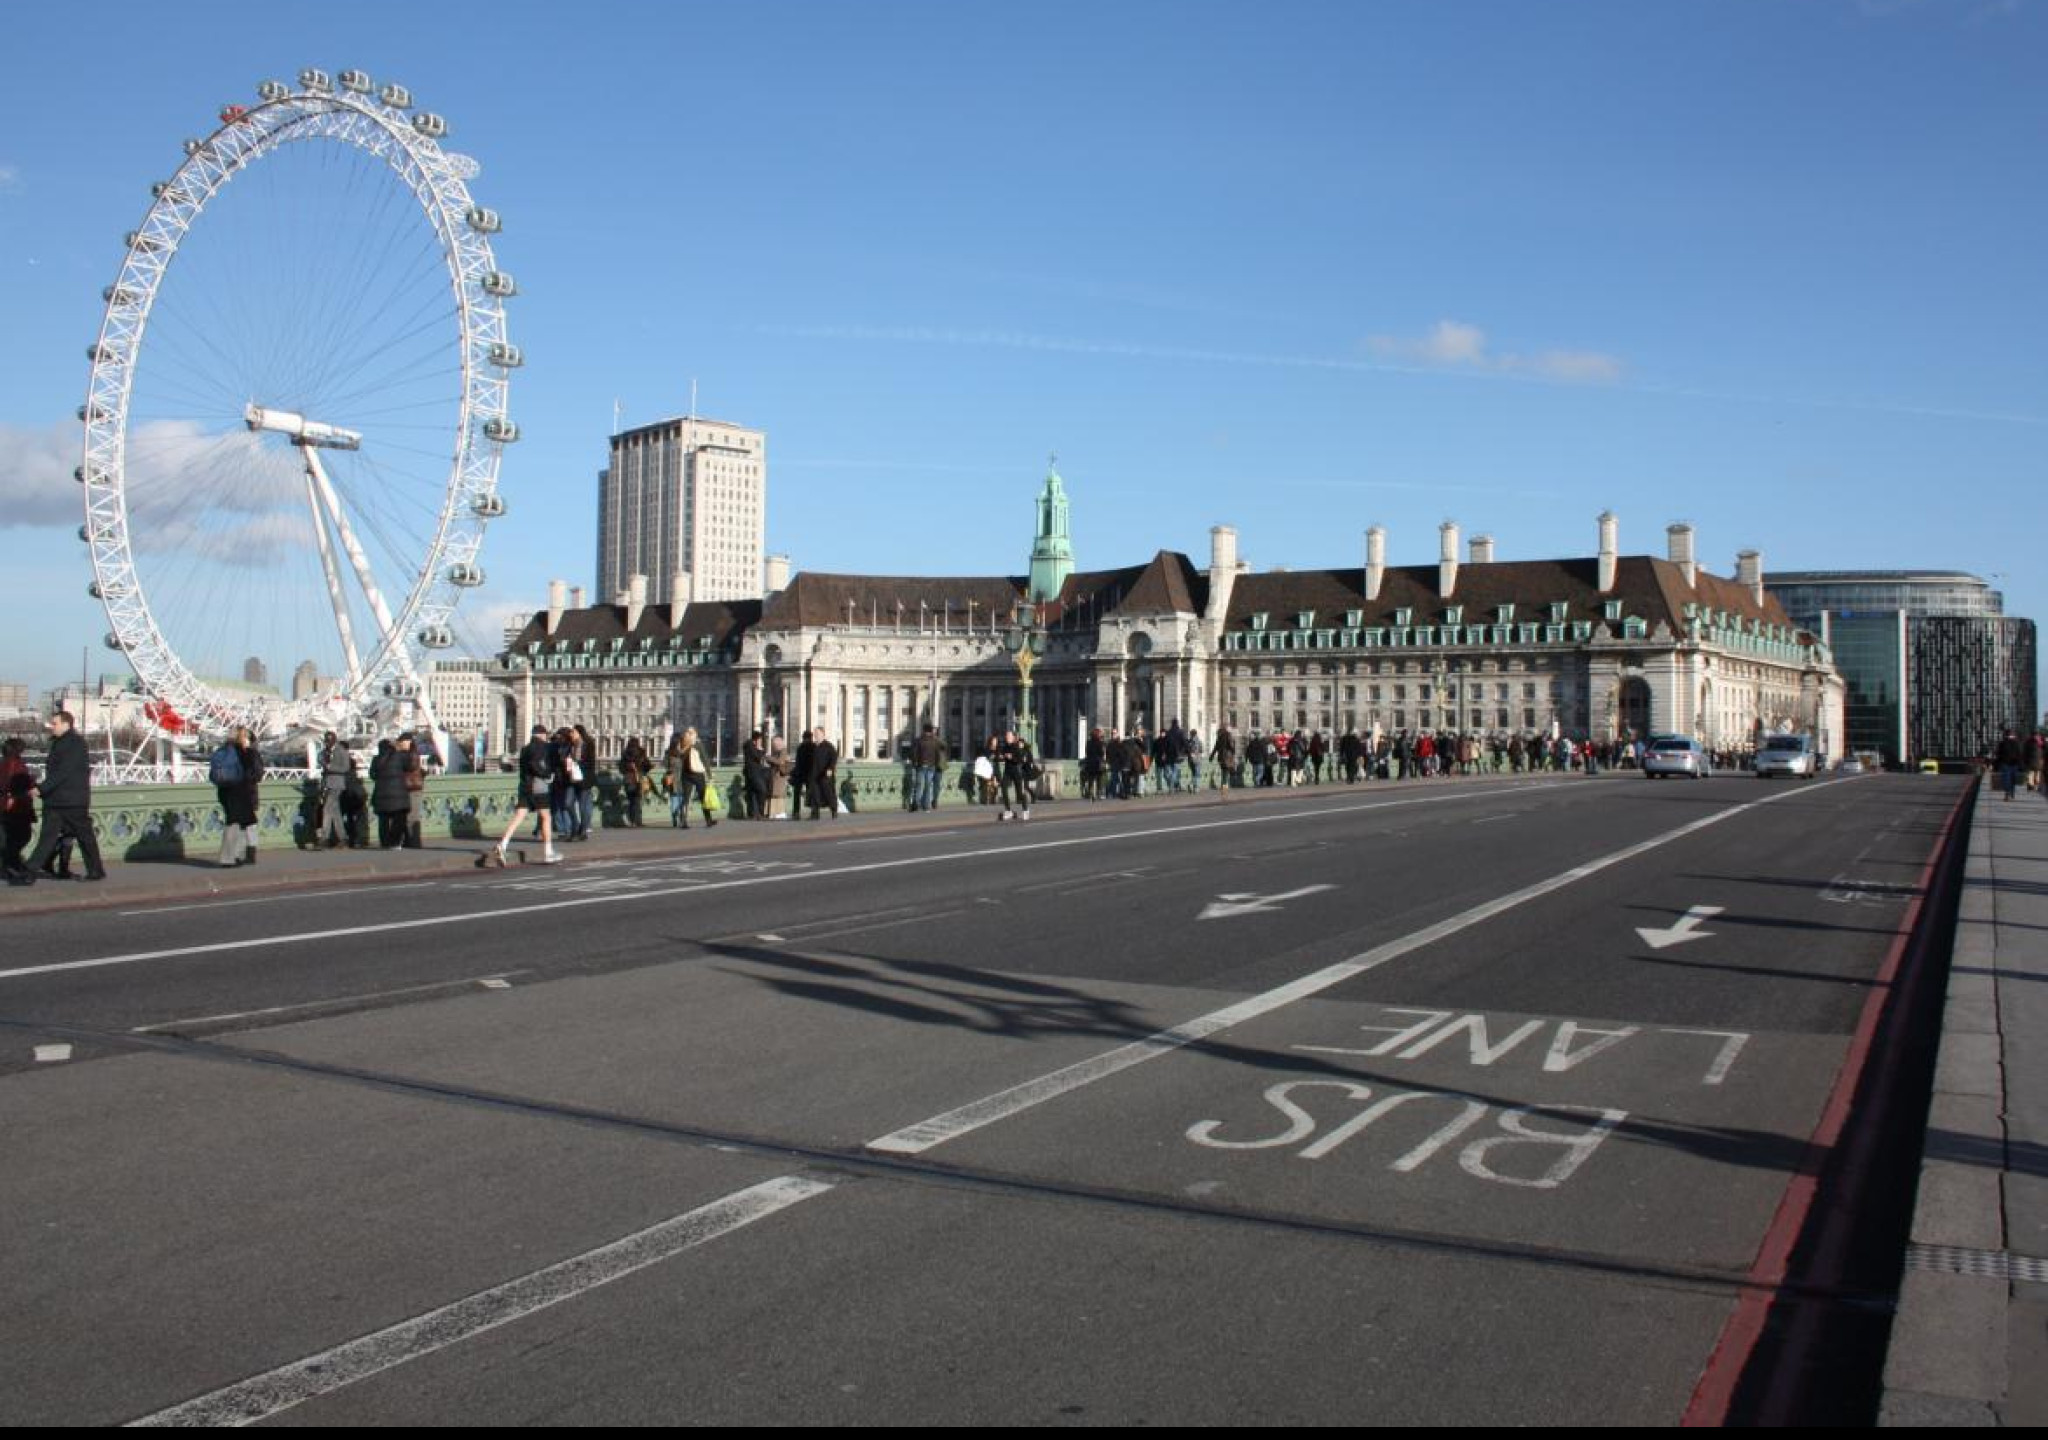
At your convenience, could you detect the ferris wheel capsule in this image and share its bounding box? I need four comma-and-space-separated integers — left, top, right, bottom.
338, 69, 374, 94
412, 112, 448, 139
299, 68, 332, 92
471, 493, 506, 517
258, 79, 290, 102
380, 82, 413, 109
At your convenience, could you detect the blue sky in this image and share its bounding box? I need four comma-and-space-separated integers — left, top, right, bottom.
1, 0, 2042, 701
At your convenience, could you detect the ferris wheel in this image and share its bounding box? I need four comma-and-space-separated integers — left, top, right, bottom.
79, 67, 518, 743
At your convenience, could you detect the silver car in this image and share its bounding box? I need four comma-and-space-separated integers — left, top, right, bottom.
1755, 734, 1819, 779
1643, 735, 1710, 779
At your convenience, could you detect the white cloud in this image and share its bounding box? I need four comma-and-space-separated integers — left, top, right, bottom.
0, 421, 81, 528
1365, 320, 1625, 385
1, 417, 323, 566
0, 164, 20, 195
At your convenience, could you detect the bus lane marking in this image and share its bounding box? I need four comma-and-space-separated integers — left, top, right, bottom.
865, 780, 1840, 1156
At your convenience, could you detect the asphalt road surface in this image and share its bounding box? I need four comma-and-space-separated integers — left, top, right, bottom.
0, 771, 1967, 1424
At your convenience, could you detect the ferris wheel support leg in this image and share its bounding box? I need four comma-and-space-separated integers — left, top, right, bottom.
304, 445, 401, 642
303, 459, 364, 687
304, 446, 447, 754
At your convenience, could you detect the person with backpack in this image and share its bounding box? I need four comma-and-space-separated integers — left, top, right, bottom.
210, 726, 264, 868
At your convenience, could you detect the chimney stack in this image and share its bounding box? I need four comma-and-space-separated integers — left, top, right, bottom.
546, 579, 566, 636
570, 585, 586, 610
763, 554, 791, 595
1666, 523, 1697, 588
1438, 520, 1460, 599
668, 571, 692, 628
1597, 511, 1619, 593
625, 573, 648, 631
1736, 549, 1764, 606
1365, 525, 1387, 601
1205, 525, 1239, 622
1469, 534, 1495, 565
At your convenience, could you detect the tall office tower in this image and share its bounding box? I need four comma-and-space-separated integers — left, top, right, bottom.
243, 656, 269, 688
596, 416, 767, 605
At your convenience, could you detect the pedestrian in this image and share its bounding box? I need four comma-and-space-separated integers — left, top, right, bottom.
620, 737, 650, 827
369, 738, 410, 848
397, 732, 425, 848
479, 723, 562, 866
573, 724, 598, 839
996, 727, 1037, 821
666, 728, 712, 827
10, 711, 107, 886
806, 728, 839, 819
742, 730, 769, 820
1, 737, 37, 876
316, 731, 353, 849
768, 734, 794, 818
1995, 727, 2023, 801
209, 725, 264, 868
911, 724, 945, 811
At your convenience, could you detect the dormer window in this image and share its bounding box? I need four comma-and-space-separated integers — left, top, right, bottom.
1603, 599, 1624, 621
1296, 611, 1315, 630
1345, 609, 1363, 628
1394, 607, 1414, 627
1249, 612, 1268, 632
1549, 602, 1568, 623
1445, 605, 1464, 627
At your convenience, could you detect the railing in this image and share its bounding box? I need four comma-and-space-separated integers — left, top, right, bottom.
80, 761, 1081, 861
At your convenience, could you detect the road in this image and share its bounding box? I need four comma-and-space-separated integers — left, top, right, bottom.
0, 771, 1967, 1424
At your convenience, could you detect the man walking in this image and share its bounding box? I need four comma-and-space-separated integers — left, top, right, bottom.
11, 711, 107, 886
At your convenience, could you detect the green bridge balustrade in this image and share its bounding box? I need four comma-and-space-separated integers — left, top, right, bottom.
79, 761, 1082, 862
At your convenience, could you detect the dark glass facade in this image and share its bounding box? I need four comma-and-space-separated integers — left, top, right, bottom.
1825, 612, 1907, 764
1770, 570, 2037, 766
1909, 617, 2038, 762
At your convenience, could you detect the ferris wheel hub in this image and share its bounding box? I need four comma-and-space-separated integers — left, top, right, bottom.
244, 403, 362, 451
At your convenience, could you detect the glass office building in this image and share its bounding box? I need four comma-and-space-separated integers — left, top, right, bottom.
1768, 571, 2036, 765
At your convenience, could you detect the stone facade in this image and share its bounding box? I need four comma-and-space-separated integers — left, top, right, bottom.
494, 507, 1844, 766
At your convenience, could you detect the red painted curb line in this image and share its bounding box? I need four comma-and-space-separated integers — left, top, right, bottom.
1682, 779, 1974, 1426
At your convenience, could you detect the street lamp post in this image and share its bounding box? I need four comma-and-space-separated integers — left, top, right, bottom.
1003, 601, 1048, 752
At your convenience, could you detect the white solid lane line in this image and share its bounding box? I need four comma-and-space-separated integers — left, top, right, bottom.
126, 1175, 833, 1428
4, 782, 1570, 984
866, 779, 1844, 1155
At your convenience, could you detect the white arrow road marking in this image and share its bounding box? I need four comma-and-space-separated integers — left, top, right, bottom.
1636, 904, 1725, 950
1199, 884, 1337, 921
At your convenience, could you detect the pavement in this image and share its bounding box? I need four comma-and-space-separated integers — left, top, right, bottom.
1881, 779, 2048, 1426
0, 783, 1184, 916
0, 768, 1999, 1422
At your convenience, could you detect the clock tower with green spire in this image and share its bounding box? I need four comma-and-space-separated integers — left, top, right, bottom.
1028, 456, 1075, 603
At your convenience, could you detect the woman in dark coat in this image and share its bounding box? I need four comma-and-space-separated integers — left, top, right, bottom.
213, 726, 264, 867
2, 736, 38, 875
369, 739, 410, 849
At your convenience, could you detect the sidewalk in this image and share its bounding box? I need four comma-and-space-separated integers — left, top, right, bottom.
1882, 784, 2048, 1425
0, 775, 1499, 918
